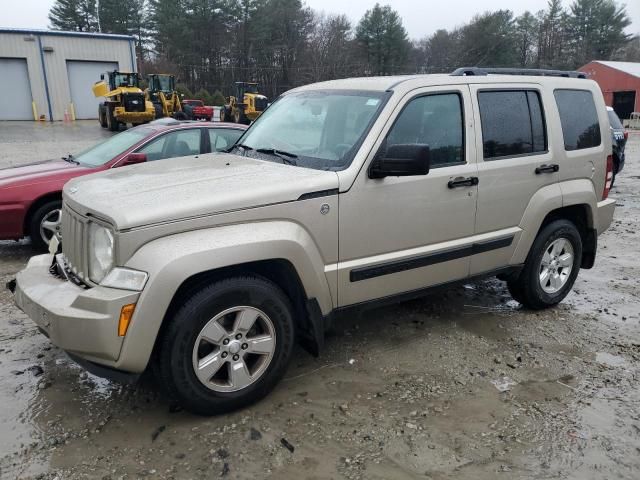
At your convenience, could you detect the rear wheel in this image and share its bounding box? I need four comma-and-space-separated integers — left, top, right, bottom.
507, 220, 582, 310
29, 200, 62, 251
157, 276, 295, 415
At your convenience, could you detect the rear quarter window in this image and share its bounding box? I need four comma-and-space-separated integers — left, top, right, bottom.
554, 90, 601, 150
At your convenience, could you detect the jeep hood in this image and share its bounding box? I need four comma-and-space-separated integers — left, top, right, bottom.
63, 154, 339, 230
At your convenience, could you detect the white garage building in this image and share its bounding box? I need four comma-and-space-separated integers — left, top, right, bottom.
0, 28, 136, 121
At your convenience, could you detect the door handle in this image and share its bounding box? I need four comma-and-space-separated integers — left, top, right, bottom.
535, 164, 559, 174
448, 176, 479, 189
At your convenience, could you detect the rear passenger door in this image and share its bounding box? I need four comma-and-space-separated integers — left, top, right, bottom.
470, 84, 559, 275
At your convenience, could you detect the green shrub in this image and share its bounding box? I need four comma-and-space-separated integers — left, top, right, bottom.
211, 90, 227, 106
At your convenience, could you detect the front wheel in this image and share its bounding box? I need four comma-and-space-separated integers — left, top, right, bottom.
29, 200, 62, 251
507, 219, 582, 310
156, 276, 295, 415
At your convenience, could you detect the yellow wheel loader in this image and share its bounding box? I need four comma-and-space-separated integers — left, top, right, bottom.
220, 82, 268, 124
93, 71, 155, 131
145, 74, 185, 120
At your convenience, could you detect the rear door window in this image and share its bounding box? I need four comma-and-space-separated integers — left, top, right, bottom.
478, 90, 547, 159
554, 89, 601, 150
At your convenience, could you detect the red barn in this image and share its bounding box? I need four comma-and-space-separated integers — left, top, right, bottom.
579, 61, 640, 120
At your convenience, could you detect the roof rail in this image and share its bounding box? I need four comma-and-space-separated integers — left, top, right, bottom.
451, 67, 587, 79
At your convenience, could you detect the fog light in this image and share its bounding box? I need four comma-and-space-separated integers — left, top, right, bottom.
118, 303, 136, 337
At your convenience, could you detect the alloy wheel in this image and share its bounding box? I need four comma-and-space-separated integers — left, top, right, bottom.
539, 238, 574, 294
39, 209, 62, 246
192, 306, 276, 392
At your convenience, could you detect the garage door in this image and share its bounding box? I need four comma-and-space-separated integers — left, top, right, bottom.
67, 61, 119, 119
0, 58, 33, 120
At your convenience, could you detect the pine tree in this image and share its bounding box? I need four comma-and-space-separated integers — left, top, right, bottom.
49, 0, 98, 31
566, 0, 631, 67
356, 3, 410, 75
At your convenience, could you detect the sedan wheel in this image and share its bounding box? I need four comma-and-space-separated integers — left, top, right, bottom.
39, 208, 62, 246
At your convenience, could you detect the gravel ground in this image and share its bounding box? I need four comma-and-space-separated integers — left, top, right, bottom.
0, 121, 639, 480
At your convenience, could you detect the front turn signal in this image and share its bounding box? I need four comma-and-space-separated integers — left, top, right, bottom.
118, 303, 136, 337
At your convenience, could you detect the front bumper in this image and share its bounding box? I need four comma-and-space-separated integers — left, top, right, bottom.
14, 254, 139, 366
596, 198, 616, 235
113, 108, 155, 123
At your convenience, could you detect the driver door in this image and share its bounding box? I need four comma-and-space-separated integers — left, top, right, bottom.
337, 86, 479, 306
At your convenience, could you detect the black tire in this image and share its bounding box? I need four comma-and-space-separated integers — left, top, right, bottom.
154, 103, 163, 119
106, 105, 119, 132
611, 159, 618, 188
507, 219, 582, 310
157, 276, 295, 415
98, 104, 107, 128
173, 111, 188, 121
29, 199, 62, 251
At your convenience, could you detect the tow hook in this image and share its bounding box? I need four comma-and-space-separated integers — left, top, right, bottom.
6, 279, 16, 294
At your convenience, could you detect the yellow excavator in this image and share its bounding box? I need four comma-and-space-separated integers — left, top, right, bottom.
220, 82, 268, 124
93, 71, 155, 131
145, 74, 184, 119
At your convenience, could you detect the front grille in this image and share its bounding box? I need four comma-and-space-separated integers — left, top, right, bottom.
60, 204, 89, 283
123, 93, 145, 113
254, 97, 268, 112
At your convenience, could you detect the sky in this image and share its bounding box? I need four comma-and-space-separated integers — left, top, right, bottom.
2, 0, 639, 39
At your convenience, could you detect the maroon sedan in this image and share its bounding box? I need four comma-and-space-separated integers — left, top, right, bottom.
0, 121, 246, 250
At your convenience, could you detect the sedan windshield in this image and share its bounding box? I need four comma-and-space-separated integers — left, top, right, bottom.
234, 90, 388, 170
74, 128, 152, 167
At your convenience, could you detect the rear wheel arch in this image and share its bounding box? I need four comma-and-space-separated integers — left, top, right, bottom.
539, 204, 595, 269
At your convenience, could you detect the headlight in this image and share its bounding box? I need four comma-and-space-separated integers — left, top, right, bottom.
88, 223, 114, 283
101, 267, 148, 291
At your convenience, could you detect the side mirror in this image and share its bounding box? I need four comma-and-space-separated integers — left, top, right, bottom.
369, 144, 430, 179
121, 153, 147, 166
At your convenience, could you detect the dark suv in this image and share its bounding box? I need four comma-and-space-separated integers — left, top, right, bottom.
607, 106, 627, 186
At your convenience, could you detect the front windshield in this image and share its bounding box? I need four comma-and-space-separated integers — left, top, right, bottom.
113, 73, 138, 88
244, 84, 259, 94
235, 90, 387, 170
156, 75, 174, 93
74, 128, 151, 167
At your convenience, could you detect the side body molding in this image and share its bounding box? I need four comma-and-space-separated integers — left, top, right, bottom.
116, 221, 333, 372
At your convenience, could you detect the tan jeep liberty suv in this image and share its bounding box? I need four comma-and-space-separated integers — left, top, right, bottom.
13, 67, 616, 415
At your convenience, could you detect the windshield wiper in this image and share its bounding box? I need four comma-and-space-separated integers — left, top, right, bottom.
256, 148, 298, 166
62, 154, 79, 164
227, 143, 254, 154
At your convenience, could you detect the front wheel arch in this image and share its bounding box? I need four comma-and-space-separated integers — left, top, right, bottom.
23, 192, 63, 237
151, 259, 324, 369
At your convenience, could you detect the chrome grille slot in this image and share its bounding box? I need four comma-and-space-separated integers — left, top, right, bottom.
61, 204, 88, 282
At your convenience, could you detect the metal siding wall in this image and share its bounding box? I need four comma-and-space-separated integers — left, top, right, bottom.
0, 33, 47, 120
40, 35, 132, 120
579, 62, 640, 112
0, 32, 135, 121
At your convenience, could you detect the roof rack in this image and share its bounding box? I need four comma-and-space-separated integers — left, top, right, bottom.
451, 67, 587, 79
